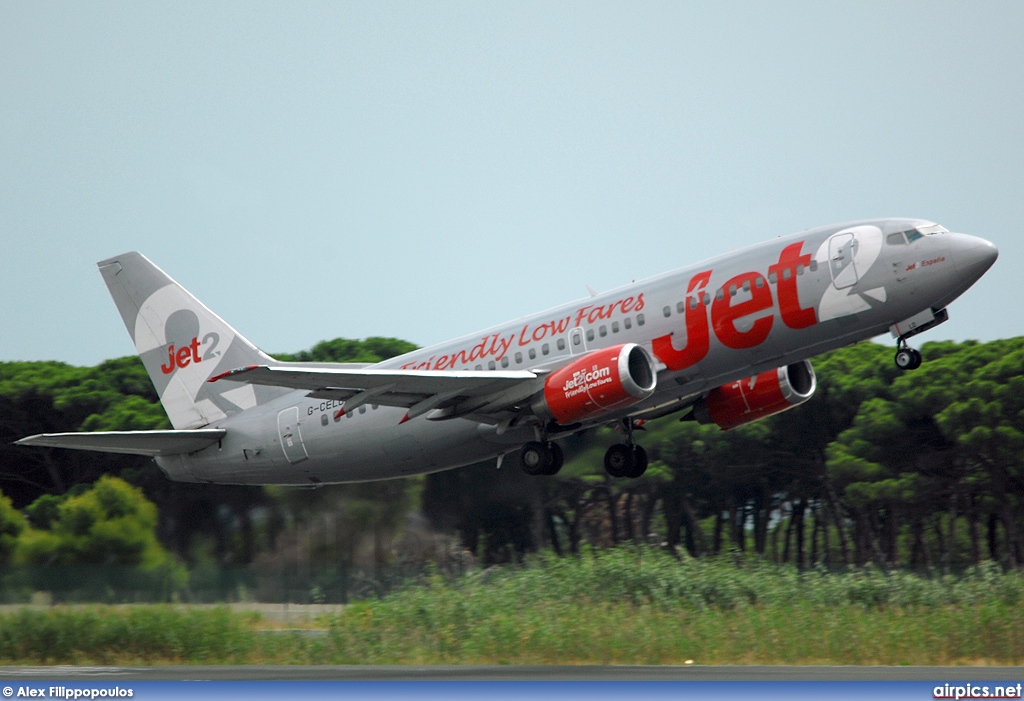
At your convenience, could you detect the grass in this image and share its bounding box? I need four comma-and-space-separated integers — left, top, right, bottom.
1, 549, 1023, 665
329, 601, 1024, 665
0, 606, 255, 664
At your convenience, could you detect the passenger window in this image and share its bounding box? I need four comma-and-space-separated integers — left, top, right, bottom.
637, 314, 645, 326
599, 325, 607, 337
809, 260, 818, 272
557, 338, 566, 351
729, 285, 737, 297
475, 364, 482, 370
663, 306, 671, 317
529, 348, 536, 360
716, 289, 725, 301
782, 268, 791, 281
359, 406, 366, 414
612, 321, 619, 333
755, 276, 764, 288
796, 264, 804, 275
586, 329, 594, 342
321, 414, 328, 427
515, 352, 523, 364
488, 360, 496, 370
677, 301, 686, 314
742, 280, 750, 292
768, 272, 778, 284
624, 318, 632, 330
501, 357, 509, 368
703, 293, 711, 306
542, 343, 550, 355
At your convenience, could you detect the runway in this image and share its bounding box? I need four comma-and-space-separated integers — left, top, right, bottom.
1, 665, 1022, 681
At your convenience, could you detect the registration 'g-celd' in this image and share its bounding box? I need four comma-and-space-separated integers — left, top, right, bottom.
18, 220, 998, 483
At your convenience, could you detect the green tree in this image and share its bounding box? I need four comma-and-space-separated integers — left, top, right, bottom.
274, 337, 417, 363
931, 339, 1024, 567
824, 338, 1024, 570
16, 475, 178, 570
0, 358, 162, 501
0, 491, 25, 565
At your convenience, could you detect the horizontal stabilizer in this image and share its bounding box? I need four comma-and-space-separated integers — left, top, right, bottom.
14, 429, 226, 457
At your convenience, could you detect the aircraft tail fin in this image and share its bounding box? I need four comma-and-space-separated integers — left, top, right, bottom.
98, 252, 286, 429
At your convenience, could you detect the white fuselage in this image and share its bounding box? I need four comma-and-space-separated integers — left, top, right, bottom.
159, 218, 997, 485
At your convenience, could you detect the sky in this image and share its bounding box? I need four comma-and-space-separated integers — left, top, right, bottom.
1, 1, 1021, 366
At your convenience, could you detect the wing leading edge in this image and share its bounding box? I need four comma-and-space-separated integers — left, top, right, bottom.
209, 365, 542, 422
15, 429, 226, 457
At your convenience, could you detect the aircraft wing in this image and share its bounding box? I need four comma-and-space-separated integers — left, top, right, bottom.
15, 429, 227, 456
209, 365, 542, 421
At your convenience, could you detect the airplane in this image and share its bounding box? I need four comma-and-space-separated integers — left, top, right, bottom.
17, 219, 998, 484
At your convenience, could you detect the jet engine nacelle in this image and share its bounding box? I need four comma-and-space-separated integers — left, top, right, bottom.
532, 343, 657, 425
694, 359, 816, 430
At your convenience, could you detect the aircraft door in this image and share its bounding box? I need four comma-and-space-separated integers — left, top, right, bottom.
568, 327, 587, 356
828, 233, 859, 289
277, 407, 308, 464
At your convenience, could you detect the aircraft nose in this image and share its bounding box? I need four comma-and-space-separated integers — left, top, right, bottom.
950, 233, 999, 282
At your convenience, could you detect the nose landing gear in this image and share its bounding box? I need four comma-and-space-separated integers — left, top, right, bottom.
894, 338, 923, 371
890, 308, 948, 371
603, 419, 649, 479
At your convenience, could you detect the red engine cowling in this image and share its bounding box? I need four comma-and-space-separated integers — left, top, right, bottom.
694, 360, 816, 430
532, 343, 657, 425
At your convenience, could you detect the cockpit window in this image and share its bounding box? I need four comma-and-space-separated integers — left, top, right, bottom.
889, 224, 947, 245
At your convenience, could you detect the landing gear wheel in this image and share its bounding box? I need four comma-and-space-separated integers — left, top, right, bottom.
541, 441, 564, 476
604, 443, 635, 478
520, 441, 563, 476
520, 441, 551, 476
623, 445, 649, 479
895, 347, 922, 371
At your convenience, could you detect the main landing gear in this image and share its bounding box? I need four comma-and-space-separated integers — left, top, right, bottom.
603, 419, 648, 479
894, 338, 923, 371
518, 418, 650, 479
520, 440, 564, 476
